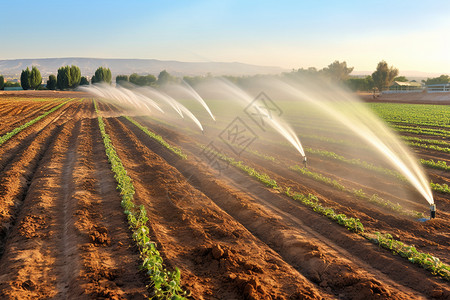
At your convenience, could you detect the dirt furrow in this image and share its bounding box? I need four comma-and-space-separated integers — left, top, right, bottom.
105, 116, 327, 300
139, 117, 450, 260
0, 101, 75, 172
72, 117, 148, 298
0, 123, 62, 256
0, 101, 59, 136
0, 120, 81, 298
127, 116, 450, 299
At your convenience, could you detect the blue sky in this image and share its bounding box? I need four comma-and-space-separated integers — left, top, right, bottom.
1, 0, 449, 73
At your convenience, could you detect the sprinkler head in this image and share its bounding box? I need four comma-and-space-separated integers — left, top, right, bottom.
303, 156, 307, 168
430, 204, 436, 219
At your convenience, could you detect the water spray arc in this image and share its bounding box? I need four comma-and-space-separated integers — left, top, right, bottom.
82, 84, 204, 133
164, 81, 216, 121
217, 78, 307, 162
276, 79, 434, 210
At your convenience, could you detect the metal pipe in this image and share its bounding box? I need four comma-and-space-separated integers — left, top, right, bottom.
430, 204, 436, 219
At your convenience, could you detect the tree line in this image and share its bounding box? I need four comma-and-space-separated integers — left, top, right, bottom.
1, 61, 448, 92
0, 66, 111, 90
1, 66, 174, 90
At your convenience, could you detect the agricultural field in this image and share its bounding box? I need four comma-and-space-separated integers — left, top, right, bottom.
0, 91, 449, 299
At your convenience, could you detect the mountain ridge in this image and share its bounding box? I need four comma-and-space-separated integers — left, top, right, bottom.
0, 57, 287, 78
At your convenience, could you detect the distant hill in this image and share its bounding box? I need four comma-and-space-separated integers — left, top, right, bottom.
0, 57, 287, 78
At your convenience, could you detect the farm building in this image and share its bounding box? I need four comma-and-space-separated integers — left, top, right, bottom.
386, 81, 423, 93
426, 83, 450, 92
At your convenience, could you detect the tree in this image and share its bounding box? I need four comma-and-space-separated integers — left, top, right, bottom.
116, 75, 129, 86
29, 66, 42, 90
423, 75, 450, 85
4, 81, 21, 88
345, 76, 374, 92
371, 61, 399, 92
91, 67, 112, 84
80, 76, 89, 85
70, 65, 81, 88
129, 73, 156, 86
393, 76, 408, 82
0, 75, 4, 90
57, 66, 71, 90
157, 70, 172, 86
47, 75, 57, 90
321, 60, 354, 81
20, 67, 31, 90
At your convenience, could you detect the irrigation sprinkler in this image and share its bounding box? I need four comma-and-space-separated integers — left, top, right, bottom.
303, 156, 307, 168
430, 204, 436, 219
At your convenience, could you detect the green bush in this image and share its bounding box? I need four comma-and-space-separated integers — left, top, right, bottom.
47, 75, 57, 90
92, 67, 112, 84
29, 66, 42, 90
20, 67, 31, 90
80, 76, 89, 86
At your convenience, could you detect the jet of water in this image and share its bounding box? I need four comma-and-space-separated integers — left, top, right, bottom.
82, 83, 204, 132
275, 78, 434, 206
216, 78, 306, 157
162, 81, 216, 121
139, 87, 204, 132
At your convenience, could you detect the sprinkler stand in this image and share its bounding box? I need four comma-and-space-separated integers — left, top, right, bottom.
430, 204, 436, 219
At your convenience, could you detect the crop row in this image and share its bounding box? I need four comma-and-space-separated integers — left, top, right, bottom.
126, 116, 450, 281
420, 159, 450, 171
369, 103, 450, 129
289, 165, 423, 218
198, 143, 364, 233
401, 136, 450, 147
303, 148, 450, 194
369, 232, 450, 281
0, 101, 69, 146
405, 141, 450, 154
124, 116, 187, 159
390, 124, 450, 138
430, 182, 450, 194
291, 131, 450, 171
304, 147, 405, 180
199, 144, 449, 281
95, 102, 188, 299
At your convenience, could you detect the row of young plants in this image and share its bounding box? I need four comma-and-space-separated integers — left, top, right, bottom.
289, 165, 423, 218
199, 144, 449, 281
368, 232, 450, 281
0, 100, 69, 146
304, 148, 450, 194
368, 103, 450, 129
128, 117, 450, 281
139, 113, 450, 198
198, 143, 364, 233
290, 131, 450, 173
124, 116, 187, 159
420, 159, 450, 171
304, 147, 405, 180
390, 124, 450, 138
401, 136, 450, 147
95, 102, 188, 299
406, 140, 450, 154
430, 182, 450, 194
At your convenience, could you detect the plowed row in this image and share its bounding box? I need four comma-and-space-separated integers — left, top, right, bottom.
0, 95, 448, 299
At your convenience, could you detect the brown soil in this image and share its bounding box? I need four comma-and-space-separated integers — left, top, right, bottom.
129, 113, 450, 299
0, 97, 147, 299
0, 93, 448, 299
359, 91, 450, 105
